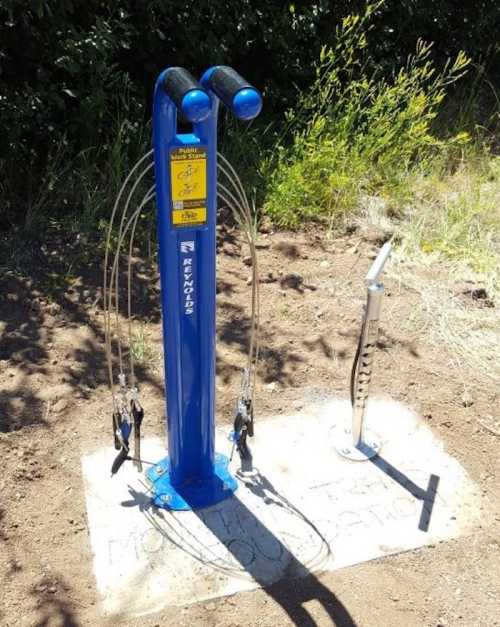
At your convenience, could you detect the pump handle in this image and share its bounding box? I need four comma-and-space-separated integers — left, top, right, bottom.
366, 241, 392, 285
208, 66, 262, 120
162, 67, 211, 123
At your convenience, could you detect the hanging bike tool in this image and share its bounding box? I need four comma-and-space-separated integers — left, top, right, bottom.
336, 241, 392, 461
144, 66, 262, 510
230, 367, 254, 466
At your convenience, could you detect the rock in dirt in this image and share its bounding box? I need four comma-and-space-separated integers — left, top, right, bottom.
258, 218, 273, 234
260, 271, 277, 284
458, 285, 495, 308
44, 315, 56, 328
46, 302, 60, 316
469, 287, 489, 300
53, 398, 68, 413
461, 391, 474, 408
242, 255, 252, 266
360, 225, 392, 246
280, 273, 303, 290
68, 365, 81, 379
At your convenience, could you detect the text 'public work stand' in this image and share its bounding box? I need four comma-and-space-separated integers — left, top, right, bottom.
336, 242, 392, 461
146, 67, 262, 510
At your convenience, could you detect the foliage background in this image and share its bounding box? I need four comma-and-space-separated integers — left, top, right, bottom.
0, 0, 499, 232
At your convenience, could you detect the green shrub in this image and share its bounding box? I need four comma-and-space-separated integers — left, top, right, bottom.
263, 4, 470, 228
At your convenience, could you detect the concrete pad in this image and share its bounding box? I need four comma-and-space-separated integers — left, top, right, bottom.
81, 398, 483, 617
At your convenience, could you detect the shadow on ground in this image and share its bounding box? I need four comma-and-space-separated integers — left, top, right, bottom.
0, 228, 337, 432
130, 469, 358, 627
0, 231, 162, 433
30, 574, 81, 627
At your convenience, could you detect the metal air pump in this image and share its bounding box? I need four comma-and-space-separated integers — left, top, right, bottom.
335, 241, 392, 460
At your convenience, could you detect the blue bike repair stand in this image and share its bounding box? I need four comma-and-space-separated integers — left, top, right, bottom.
146, 66, 262, 510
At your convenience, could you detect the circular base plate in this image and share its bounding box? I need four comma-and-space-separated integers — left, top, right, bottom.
146, 452, 238, 511
334, 429, 381, 461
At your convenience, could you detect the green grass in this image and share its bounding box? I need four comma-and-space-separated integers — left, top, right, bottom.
398, 151, 500, 295
130, 323, 155, 366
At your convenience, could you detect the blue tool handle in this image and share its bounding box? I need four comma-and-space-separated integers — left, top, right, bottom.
207, 66, 262, 120
162, 67, 211, 123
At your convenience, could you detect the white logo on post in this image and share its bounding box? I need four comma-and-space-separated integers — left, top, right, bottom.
180, 240, 195, 315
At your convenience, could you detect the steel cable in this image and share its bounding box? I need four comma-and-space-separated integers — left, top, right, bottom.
104, 150, 261, 465
110, 162, 155, 382
107, 186, 155, 401
104, 149, 153, 407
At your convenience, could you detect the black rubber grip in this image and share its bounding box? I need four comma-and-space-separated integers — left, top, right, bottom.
111, 448, 129, 476
112, 412, 121, 450
209, 66, 252, 107
162, 67, 205, 110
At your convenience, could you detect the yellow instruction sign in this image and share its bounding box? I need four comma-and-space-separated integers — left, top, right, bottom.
172, 207, 207, 225
170, 146, 207, 226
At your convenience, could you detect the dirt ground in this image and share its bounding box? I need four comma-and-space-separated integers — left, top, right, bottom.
1, 224, 499, 627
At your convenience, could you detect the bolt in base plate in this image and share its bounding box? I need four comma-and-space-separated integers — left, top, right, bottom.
146, 452, 238, 511
334, 428, 381, 461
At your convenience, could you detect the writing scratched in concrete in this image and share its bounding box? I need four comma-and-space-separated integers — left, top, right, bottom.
106, 465, 447, 580
82, 404, 482, 614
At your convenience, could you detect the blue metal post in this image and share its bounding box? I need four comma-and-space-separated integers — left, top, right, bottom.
147, 66, 262, 511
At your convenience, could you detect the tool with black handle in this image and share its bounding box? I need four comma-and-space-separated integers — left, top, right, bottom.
131, 400, 144, 472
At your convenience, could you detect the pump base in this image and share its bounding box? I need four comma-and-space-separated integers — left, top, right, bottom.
334, 428, 381, 461
146, 452, 238, 511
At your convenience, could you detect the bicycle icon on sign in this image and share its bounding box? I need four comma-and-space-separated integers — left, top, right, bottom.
179, 182, 198, 197
177, 164, 199, 180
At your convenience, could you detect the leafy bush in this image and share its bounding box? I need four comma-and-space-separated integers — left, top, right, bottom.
0, 1, 498, 236
263, 5, 471, 228
0, 1, 347, 233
